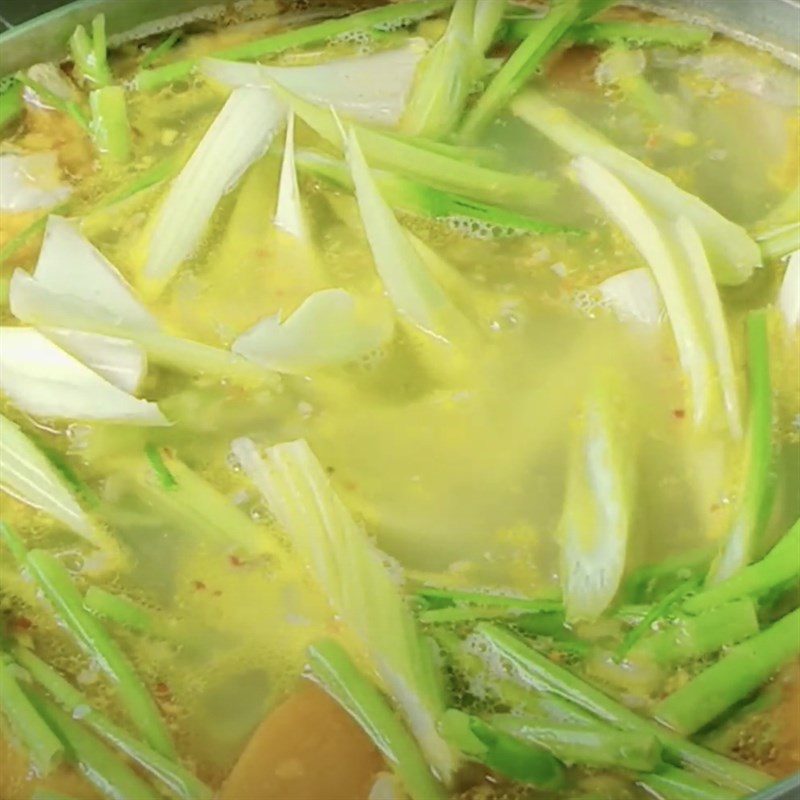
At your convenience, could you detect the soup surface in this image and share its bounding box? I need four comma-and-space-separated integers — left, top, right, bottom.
0, 1, 798, 799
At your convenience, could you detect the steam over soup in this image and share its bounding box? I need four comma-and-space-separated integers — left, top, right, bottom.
0, 1, 798, 799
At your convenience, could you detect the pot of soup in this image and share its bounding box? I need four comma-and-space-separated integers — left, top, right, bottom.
0, 1, 798, 798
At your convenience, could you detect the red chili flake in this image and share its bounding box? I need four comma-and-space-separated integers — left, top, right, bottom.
192, 580, 206, 591
228, 555, 244, 568
10, 616, 33, 632
154, 682, 170, 697
672, 409, 686, 419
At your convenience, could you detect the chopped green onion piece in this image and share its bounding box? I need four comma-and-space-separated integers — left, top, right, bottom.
440, 709, 565, 787
758, 222, 800, 261
268, 81, 554, 210
685, 518, 800, 613
476, 623, 772, 793
297, 149, 576, 234
0, 532, 175, 759
402, 0, 487, 139
560, 385, 632, 622
144, 445, 177, 489
135, 0, 452, 90
139, 30, 182, 70
309, 639, 446, 800
26, 691, 161, 800
89, 86, 132, 163
490, 715, 662, 771
512, 91, 761, 286
0, 653, 64, 775
460, 0, 582, 141
69, 15, 113, 87
655, 608, 800, 735
629, 599, 760, 666
13, 646, 212, 800
707, 310, 774, 583
83, 587, 156, 635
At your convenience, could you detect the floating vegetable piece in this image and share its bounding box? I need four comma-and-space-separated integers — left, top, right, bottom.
89, 86, 132, 164
402, 0, 483, 139
707, 310, 774, 584
0, 153, 72, 212
598, 268, 664, 325
273, 112, 306, 241
144, 87, 287, 295
573, 157, 740, 436
42, 329, 146, 394
231, 438, 457, 783
0, 328, 167, 425
559, 386, 632, 622
233, 289, 394, 374
347, 128, 473, 345
512, 92, 761, 286
0, 414, 96, 542
203, 41, 426, 126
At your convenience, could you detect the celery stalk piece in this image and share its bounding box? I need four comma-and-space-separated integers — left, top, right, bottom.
685, 518, 800, 613
296, 149, 574, 234
759, 222, 800, 261
27, 692, 161, 800
459, 0, 582, 141
136, 0, 451, 91
42, 329, 146, 394
472, 0, 508, 53
707, 310, 774, 584
476, 623, 772, 793
655, 608, 800, 735
572, 157, 741, 437
13, 646, 212, 800
0, 416, 97, 544
638, 767, 739, 800
202, 41, 426, 127
439, 709, 565, 787
89, 86, 132, 164
69, 15, 113, 87
232, 288, 395, 374
266, 81, 554, 209
417, 586, 562, 613
309, 639, 446, 800
346, 129, 474, 346
231, 438, 457, 783
512, 92, 761, 285
402, 0, 483, 139
559, 388, 632, 622
0, 81, 23, 132
490, 715, 662, 771
1, 533, 175, 759
597, 268, 665, 325
629, 599, 759, 665
144, 87, 286, 295
0, 654, 64, 775
274, 113, 306, 241
0, 327, 168, 426
778, 250, 799, 331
